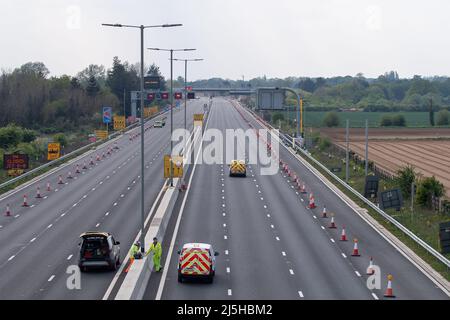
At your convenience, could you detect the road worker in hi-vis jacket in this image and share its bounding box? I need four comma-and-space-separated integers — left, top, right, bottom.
146, 237, 162, 272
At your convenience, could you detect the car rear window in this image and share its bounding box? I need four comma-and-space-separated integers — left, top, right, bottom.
81, 237, 110, 258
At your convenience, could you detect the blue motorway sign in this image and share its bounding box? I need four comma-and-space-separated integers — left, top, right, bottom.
103, 106, 112, 124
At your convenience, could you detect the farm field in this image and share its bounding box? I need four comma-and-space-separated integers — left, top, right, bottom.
321, 128, 450, 197
278, 111, 449, 128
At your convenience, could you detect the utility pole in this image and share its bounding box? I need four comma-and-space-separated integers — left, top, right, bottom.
123, 88, 126, 117
365, 119, 369, 177
346, 119, 349, 183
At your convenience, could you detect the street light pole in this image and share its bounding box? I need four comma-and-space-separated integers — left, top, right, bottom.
147, 48, 196, 187
102, 22, 182, 253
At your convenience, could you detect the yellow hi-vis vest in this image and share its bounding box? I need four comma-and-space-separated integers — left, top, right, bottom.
146, 242, 162, 258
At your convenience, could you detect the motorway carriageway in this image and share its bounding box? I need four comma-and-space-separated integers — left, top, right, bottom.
0, 98, 207, 299
144, 98, 448, 300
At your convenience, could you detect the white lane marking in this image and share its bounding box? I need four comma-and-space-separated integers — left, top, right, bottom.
260, 197, 264, 201
300, 198, 304, 202
313, 215, 317, 219
355, 271, 361, 277
275, 236, 280, 241
67, 254, 73, 260
270, 224, 274, 229
298, 291, 304, 298
30, 237, 36, 243
47, 224, 53, 229
113, 202, 117, 206
289, 269, 294, 275
226, 267, 230, 273
263, 205, 267, 209
321, 226, 325, 230
228, 289, 232, 296
222, 204, 225, 208
225, 250, 229, 255
83, 195, 87, 199
223, 223, 226, 227
222, 213, 226, 217
342, 253, 347, 258
8, 255, 15, 261
61, 212, 66, 217
267, 214, 271, 218
14, 214, 20, 218
372, 293, 379, 300
224, 235, 228, 240
99, 181, 103, 185
48, 275, 55, 282
330, 238, 335, 243
72, 203, 77, 207
282, 251, 286, 256
96, 223, 100, 228
121, 194, 124, 198
105, 212, 110, 216
92, 188, 96, 191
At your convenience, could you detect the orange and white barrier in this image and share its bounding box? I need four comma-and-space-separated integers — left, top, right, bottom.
384, 275, 395, 298
351, 238, 360, 256
340, 226, 348, 241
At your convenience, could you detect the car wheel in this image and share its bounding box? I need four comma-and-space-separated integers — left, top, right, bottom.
178, 273, 183, 283
207, 275, 214, 284
111, 261, 117, 271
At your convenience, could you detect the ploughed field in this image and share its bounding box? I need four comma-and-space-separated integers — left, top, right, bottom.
320, 128, 450, 197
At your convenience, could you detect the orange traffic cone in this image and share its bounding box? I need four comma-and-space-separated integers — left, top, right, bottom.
384, 275, 395, 298
329, 215, 337, 229
308, 193, 316, 209
322, 206, 327, 218
96, 154, 101, 161
82, 162, 88, 169
107, 148, 111, 155
47, 182, 51, 191
36, 187, 42, 199
351, 238, 360, 256
340, 226, 348, 241
75, 165, 81, 174
367, 257, 375, 275
102, 152, 106, 158
125, 258, 135, 273
300, 183, 307, 194
292, 174, 297, 182
4, 204, 11, 216
22, 195, 29, 207
90, 157, 94, 165
67, 171, 73, 179
58, 175, 64, 184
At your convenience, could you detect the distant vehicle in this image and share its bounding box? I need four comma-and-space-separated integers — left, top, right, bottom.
229, 159, 247, 177
154, 118, 166, 128
177, 243, 219, 283
78, 231, 120, 272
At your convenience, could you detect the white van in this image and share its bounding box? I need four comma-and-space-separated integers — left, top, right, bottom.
177, 243, 219, 283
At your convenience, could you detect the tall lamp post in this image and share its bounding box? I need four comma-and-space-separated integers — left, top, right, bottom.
173, 58, 204, 131
101, 23, 182, 253
148, 48, 196, 187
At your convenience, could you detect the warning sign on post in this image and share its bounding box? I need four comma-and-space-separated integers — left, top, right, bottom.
113, 116, 126, 130
164, 155, 183, 178
95, 130, 108, 140
193, 113, 204, 126
47, 143, 61, 161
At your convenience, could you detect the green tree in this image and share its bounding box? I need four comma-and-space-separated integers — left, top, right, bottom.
396, 165, 416, 198
323, 111, 340, 127
272, 112, 285, 124
86, 75, 100, 97
392, 114, 406, 126
416, 176, 445, 208
53, 133, 68, 147
436, 109, 449, 125
380, 115, 392, 126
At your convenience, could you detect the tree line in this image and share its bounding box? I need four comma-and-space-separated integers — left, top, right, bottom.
0, 58, 167, 133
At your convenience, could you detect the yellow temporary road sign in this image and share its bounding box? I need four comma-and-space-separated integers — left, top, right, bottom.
113, 116, 126, 130
95, 130, 108, 140
193, 113, 204, 127
172, 156, 183, 178
7, 169, 23, 177
47, 142, 61, 161
164, 155, 183, 178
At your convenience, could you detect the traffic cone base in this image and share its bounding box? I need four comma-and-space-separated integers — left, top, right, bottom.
352, 239, 360, 256
340, 227, 348, 241
384, 276, 395, 298
329, 217, 337, 229
22, 195, 29, 207
4, 205, 11, 217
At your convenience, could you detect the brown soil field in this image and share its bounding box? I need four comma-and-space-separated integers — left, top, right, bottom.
321, 128, 450, 197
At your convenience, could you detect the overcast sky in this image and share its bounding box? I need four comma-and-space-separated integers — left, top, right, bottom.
1, 0, 450, 80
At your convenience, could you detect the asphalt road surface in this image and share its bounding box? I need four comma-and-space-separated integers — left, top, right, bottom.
144, 97, 448, 300
0, 98, 207, 299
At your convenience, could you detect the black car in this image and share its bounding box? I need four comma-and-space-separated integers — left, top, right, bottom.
78, 232, 121, 272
